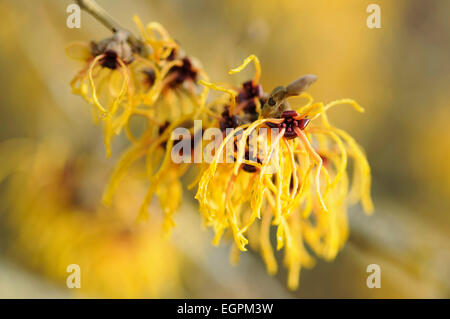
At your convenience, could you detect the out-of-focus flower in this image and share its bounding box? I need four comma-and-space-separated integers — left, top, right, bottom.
0, 139, 181, 298
196, 55, 373, 289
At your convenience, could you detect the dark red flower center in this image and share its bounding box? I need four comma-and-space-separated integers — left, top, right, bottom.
267, 110, 310, 139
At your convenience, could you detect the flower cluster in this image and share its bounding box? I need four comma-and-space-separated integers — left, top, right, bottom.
195, 56, 373, 289
0, 139, 180, 297
68, 16, 211, 234
68, 15, 373, 290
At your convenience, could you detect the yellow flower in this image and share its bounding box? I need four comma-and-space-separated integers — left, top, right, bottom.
68, 15, 211, 234
196, 55, 373, 289
67, 15, 208, 157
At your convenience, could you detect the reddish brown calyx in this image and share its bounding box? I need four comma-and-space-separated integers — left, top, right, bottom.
166, 57, 198, 88
319, 154, 328, 167
236, 80, 264, 116
158, 121, 171, 135
219, 109, 240, 132
237, 81, 263, 104
100, 50, 120, 69
267, 110, 310, 139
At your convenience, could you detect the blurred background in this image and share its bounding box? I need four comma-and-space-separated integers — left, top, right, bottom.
0, 0, 449, 298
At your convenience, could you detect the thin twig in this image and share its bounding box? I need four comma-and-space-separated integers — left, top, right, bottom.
75, 0, 148, 55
